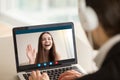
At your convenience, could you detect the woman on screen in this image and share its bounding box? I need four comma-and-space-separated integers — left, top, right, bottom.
26, 32, 60, 64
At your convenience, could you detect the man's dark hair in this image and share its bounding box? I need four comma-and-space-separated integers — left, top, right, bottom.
86, 0, 120, 37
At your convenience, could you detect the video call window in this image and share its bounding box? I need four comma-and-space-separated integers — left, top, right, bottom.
16, 29, 75, 66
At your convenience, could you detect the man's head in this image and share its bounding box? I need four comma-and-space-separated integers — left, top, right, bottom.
78, 0, 120, 49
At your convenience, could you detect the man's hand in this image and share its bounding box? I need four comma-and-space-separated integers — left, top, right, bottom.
58, 70, 82, 80
29, 70, 50, 80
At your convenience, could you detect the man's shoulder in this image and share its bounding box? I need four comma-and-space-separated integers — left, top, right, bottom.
102, 41, 120, 65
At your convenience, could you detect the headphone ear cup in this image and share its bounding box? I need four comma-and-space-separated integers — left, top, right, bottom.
78, 0, 99, 31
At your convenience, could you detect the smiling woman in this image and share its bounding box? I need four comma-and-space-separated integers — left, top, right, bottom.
26, 32, 61, 64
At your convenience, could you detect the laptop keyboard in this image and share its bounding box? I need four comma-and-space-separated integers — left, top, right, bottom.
23, 66, 80, 80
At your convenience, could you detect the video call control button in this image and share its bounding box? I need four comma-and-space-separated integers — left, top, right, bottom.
44, 63, 47, 66
49, 62, 53, 65
37, 64, 41, 67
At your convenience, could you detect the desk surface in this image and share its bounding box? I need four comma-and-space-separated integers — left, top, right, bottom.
0, 23, 18, 80
0, 36, 19, 80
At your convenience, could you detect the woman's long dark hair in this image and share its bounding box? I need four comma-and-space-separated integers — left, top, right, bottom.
35, 32, 58, 63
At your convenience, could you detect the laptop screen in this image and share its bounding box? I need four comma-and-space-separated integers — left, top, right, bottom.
13, 22, 77, 72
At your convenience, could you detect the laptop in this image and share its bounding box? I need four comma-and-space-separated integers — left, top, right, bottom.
13, 22, 86, 80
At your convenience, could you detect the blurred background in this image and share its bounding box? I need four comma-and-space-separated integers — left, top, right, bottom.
0, 0, 79, 26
